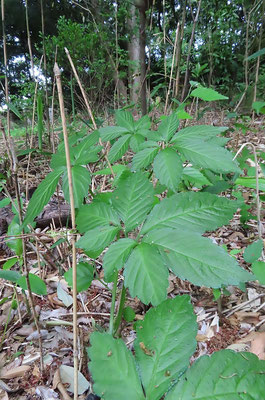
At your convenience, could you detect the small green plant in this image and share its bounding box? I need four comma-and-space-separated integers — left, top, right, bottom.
10, 104, 265, 399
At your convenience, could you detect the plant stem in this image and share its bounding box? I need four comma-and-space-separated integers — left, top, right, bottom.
114, 284, 126, 335
109, 270, 119, 336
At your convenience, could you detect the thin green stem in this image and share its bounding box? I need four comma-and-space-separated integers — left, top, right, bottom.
114, 283, 126, 336
109, 270, 119, 335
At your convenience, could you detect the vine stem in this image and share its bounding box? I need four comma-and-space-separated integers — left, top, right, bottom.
109, 270, 119, 336
54, 63, 78, 400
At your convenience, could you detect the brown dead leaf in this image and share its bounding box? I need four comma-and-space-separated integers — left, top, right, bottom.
53, 369, 71, 400
48, 293, 65, 308
234, 311, 260, 324
0, 389, 8, 400
196, 334, 209, 342
250, 332, 265, 360
0, 365, 31, 380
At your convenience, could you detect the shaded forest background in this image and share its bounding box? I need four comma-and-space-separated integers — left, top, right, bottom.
1, 0, 265, 117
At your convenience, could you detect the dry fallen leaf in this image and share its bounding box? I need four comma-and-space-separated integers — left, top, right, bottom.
0, 365, 31, 380
250, 332, 265, 360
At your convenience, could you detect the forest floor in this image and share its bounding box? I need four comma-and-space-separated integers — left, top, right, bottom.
0, 110, 265, 399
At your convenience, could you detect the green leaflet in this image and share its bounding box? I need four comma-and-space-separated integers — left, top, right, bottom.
108, 134, 131, 163
131, 147, 159, 171
143, 228, 253, 288
171, 124, 228, 142
157, 112, 179, 142
18, 273, 47, 295
0, 270, 21, 283
112, 172, 154, 233
165, 350, 265, 400
141, 192, 239, 235
190, 86, 228, 101
64, 262, 94, 292
243, 239, 264, 263
76, 202, 120, 233
23, 169, 63, 227
235, 176, 265, 191
124, 243, 168, 306
62, 165, 91, 208
135, 296, 197, 400
173, 137, 240, 173
103, 238, 137, 282
182, 167, 212, 187
88, 332, 145, 400
99, 125, 129, 141
76, 225, 120, 258
153, 148, 183, 191
115, 110, 135, 131
6, 219, 23, 256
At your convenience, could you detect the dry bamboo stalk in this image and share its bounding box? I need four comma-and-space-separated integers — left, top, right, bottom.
64, 47, 114, 177
164, 23, 180, 114
54, 63, 78, 399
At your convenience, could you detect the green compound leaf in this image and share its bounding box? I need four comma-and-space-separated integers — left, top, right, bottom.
76, 225, 120, 259
112, 172, 154, 233
131, 147, 159, 171
165, 350, 265, 400
124, 243, 168, 306
108, 134, 131, 163
103, 238, 137, 282
62, 165, 91, 208
144, 228, 253, 288
135, 296, 197, 400
76, 202, 120, 233
142, 192, 239, 235
153, 148, 183, 192
88, 332, 145, 400
23, 169, 63, 227
157, 112, 179, 142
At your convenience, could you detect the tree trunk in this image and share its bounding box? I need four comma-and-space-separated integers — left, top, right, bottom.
181, 0, 201, 102
128, 0, 148, 115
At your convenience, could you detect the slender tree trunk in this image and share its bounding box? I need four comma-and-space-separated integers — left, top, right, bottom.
1, 0, 10, 137
128, 0, 148, 115
174, 0, 186, 98
234, 1, 258, 112
252, 1, 264, 109
208, 27, 213, 87
40, 0, 51, 144
139, 0, 147, 115
181, 0, 201, 102
128, 2, 141, 107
